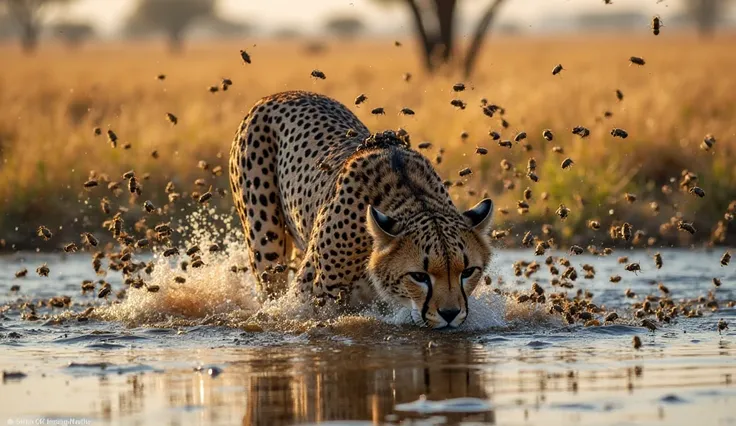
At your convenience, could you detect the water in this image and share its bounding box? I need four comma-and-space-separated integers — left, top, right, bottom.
1, 248, 734, 426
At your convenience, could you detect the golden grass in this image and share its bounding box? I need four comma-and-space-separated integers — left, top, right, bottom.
1, 35, 735, 249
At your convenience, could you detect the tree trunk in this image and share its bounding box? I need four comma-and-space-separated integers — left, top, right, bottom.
21, 23, 39, 54
463, 0, 507, 78
405, 0, 435, 72
434, 0, 456, 63
168, 30, 183, 53
694, 0, 717, 37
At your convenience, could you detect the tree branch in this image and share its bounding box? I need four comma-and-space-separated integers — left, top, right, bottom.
404, 0, 435, 72
462, 0, 507, 78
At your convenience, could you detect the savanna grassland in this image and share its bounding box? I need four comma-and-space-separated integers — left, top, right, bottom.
1, 35, 735, 252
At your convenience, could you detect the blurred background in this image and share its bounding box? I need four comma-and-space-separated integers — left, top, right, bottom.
1, 0, 735, 252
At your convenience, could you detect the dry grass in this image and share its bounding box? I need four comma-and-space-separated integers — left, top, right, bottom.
1, 35, 735, 250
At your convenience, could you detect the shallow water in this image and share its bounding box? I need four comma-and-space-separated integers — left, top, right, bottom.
1, 248, 735, 425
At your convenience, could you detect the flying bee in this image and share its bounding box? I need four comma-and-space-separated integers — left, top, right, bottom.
165, 112, 178, 125
552, 64, 563, 75
610, 275, 622, 283
371, 107, 385, 115
174, 276, 186, 284
501, 118, 509, 129
498, 140, 512, 148
222, 78, 233, 89
208, 243, 220, 253
616, 89, 624, 101
128, 177, 139, 194
556, 204, 570, 220
523, 187, 532, 200
552, 146, 564, 154
689, 186, 705, 198
460, 131, 469, 140
677, 221, 696, 235
399, 107, 415, 116
93, 127, 102, 136
402, 72, 412, 82
450, 99, 467, 109
654, 252, 663, 269
605, 312, 619, 323
186, 245, 200, 256
163, 247, 179, 257
63, 242, 78, 253
514, 132, 527, 142
641, 319, 657, 332
625, 263, 641, 274
651, 16, 662, 35
522, 231, 533, 246
588, 220, 600, 230
528, 172, 539, 182
570, 245, 584, 255
143, 200, 155, 213
542, 129, 554, 141
239, 49, 251, 64
146, 284, 160, 293
721, 251, 731, 266
632, 336, 642, 349
36, 263, 50, 277
81, 232, 98, 247
37, 225, 52, 241
98, 283, 111, 299
561, 158, 574, 169
452, 82, 466, 92
136, 238, 149, 248
192, 259, 205, 268
718, 319, 729, 334
621, 223, 632, 241
107, 130, 118, 147
475, 147, 488, 155
354, 93, 367, 105
701, 134, 716, 151
535, 242, 546, 256
198, 189, 213, 204
208, 85, 219, 93
611, 128, 628, 138
15, 268, 28, 278
629, 56, 646, 66
310, 70, 326, 79
458, 167, 472, 177
572, 126, 590, 138
624, 193, 637, 203
713, 277, 722, 287
83, 179, 98, 189
527, 158, 537, 172
516, 294, 530, 303
488, 131, 501, 141
532, 282, 544, 295
517, 200, 530, 209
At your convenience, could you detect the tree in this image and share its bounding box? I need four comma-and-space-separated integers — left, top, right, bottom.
683, 0, 734, 37
324, 15, 366, 39
373, 0, 508, 78
124, 0, 216, 52
2, 0, 72, 53
51, 20, 94, 48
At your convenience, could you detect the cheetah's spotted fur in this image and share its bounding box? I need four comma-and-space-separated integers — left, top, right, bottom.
229, 91, 494, 328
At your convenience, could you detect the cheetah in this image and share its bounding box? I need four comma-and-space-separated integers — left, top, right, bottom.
229, 91, 495, 328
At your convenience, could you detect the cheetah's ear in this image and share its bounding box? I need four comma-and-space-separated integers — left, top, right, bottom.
463, 198, 494, 235
367, 205, 401, 247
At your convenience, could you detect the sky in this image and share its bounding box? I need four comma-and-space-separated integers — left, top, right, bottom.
61, 0, 687, 37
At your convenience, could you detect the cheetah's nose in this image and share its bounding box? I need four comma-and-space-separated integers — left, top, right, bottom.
438, 308, 460, 323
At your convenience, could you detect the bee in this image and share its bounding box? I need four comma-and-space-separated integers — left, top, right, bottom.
128, 177, 139, 194
632, 336, 642, 349
458, 167, 472, 177
542, 129, 554, 141
143, 200, 155, 213
192, 259, 205, 268
535, 242, 546, 256
701, 134, 716, 151
501, 118, 509, 129
399, 107, 415, 116
460, 131, 469, 141
186, 245, 200, 256
629, 56, 646, 66
611, 128, 628, 138
625, 263, 641, 274
725, 213, 734, 222
615, 89, 624, 101
394, 40, 401, 47
163, 247, 179, 257
239, 49, 251, 64
641, 319, 657, 331
174, 276, 186, 284
517, 200, 530, 210
211, 166, 223, 176
514, 132, 527, 142
677, 221, 696, 235
208, 85, 219, 93
588, 220, 601, 230
146, 284, 160, 293
532, 282, 544, 295
552, 64, 564, 75
98, 283, 111, 299
650, 201, 660, 213
222, 78, 233, 89
621, 223, 632, 241
527, 158, 537, 172
572, 126, 590, 138
654, 252, 663, 269
93, 127, 102, 136
604, 312, 619, 323
450, 99, 467, 109
551, 146, 564, 154
522, 231, 533, 246
523, 187, 532, 200
37, 225, 53, 241
63, 242, 78, 253
713, 277, 722, 287
36, 263, 50, 277
310, 70, 326, 79
570, 245, 584, 255
603, 111, 613, 118
402, 72, 412, 82
516, 294, 530, 303
198, 190, 213, 204
498, 140, 512, 148
417, 141, 432, 150
81, 232, 98, 247
165, 113, 178, 125
371, 107, 385, 115
689, 186, 705, 198
528, 172, 539, 182
193, 178, 207, 187
651, 16, 662, 35
556, 204, 570, 220
721, 251, 731, 266
136, 238, 149, 248
354, 93, 367, 105
624, 193, 637, 203
718, 319, 729, 334
610, 275, 622, 283
561, 158, 574, 169
107, 129, 118, 148
15, 268, 28, 278
452, 82, 465, 92
208, 243, 220, 253
475, 147, 488, 155
488, 131, 501, 140
83, 178, 99, 189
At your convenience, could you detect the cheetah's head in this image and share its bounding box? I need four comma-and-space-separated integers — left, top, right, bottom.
366, 199, 494, 329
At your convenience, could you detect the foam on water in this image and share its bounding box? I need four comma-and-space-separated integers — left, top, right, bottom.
94, 208, 557, 333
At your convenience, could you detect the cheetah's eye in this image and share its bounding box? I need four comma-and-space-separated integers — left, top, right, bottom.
461, 267, 478, 280
409, 272, 431, 285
